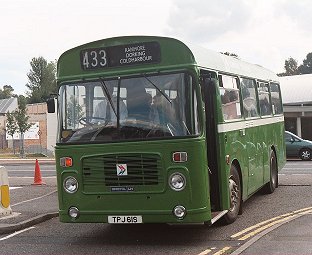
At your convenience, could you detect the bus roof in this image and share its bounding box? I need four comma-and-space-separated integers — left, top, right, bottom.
187, 43, 279, 82
58, 36, 278, 83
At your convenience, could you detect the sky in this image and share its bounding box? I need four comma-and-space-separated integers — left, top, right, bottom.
1, 0, 312, 95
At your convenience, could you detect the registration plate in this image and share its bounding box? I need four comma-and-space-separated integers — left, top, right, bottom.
108, 215, 143, 224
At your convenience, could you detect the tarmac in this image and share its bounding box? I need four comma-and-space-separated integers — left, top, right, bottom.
1, 159, 312, 254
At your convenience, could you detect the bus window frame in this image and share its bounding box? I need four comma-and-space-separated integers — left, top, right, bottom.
239, 77, 259, 120
218, 73, 242, 122
257, 81, 273, 117
56, 70, 203, 144
269, 82, 283, 116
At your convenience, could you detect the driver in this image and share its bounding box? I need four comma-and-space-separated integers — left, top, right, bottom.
94, 85, 128, 123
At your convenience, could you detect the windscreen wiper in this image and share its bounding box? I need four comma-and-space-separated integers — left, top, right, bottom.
116, 77, 121, 129
142, 74, 172, 104
99, 78, 117, 119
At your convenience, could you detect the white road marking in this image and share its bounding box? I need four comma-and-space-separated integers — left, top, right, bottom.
0, 227, 35, 241
11, 190, 57, 207
9, 187, 22, 190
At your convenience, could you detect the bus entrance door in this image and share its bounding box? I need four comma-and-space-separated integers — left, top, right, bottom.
201, 73, 221, 212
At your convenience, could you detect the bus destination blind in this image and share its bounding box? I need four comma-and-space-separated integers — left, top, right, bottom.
80, 41, 161, 70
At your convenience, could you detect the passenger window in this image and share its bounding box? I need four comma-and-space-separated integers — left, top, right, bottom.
258, 82, 272, 117
285, 133, 292, 142
270, 83, 283, 115
240, 78, 258, 118
219, 75, 241, 121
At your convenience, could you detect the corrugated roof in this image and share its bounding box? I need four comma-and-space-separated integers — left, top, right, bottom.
280, 74, 312, 104
0, 98, 18, 113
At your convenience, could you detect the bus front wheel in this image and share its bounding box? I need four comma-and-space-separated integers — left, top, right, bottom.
223, 164, 242, 224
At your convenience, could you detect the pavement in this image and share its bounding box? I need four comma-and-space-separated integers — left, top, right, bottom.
231, 210, 312, 254
0, 158, 58, 235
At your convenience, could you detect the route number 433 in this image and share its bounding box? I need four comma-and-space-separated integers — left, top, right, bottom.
81, 49, 107, 70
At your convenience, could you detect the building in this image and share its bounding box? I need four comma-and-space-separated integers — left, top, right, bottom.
0, 98, 56, 156
280, 74, 312, 140
25, 103, 57, 156
0, 98, 18, 149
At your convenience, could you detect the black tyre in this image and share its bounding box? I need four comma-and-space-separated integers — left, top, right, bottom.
223, 164, 242, 224
300, 148, 312, 161
263, 151, 278, 194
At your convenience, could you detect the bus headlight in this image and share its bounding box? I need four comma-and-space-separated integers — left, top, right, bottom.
63, 176, 78, 194
169, 173, 186, 191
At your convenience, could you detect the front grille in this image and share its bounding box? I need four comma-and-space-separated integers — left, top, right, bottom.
82, 154, 162, 188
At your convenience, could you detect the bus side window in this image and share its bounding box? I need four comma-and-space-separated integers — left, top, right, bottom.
219, 74, 242, 121
258, 82, 272, 117
270, 83, 283, 115
240, 78, 258, 118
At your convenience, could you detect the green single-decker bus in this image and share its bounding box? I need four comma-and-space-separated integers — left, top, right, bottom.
48, 36, 286, 225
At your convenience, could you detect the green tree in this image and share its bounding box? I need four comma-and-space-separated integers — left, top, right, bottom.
67, 95, 84, 128
26, 57, 57, 103
0, 85, 16, 99
298, 53, 312, 74
278, 57, 299, 77
14, 96, 32, 157
5, 111, 18, 154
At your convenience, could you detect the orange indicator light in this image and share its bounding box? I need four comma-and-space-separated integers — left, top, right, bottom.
60, 157, 73, 167
173, 152, 188, 162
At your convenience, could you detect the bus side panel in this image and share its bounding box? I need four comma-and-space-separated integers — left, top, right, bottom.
217, 128, 247, 210
241, 119, 285, 195
262, 119, 286, 184
276, 119, 287, 171
242, 121, 278, 196
218, 117, 286, 207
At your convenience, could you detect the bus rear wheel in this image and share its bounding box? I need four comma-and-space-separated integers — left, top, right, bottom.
263, 151, 278, 194
223, 164, 241, 224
